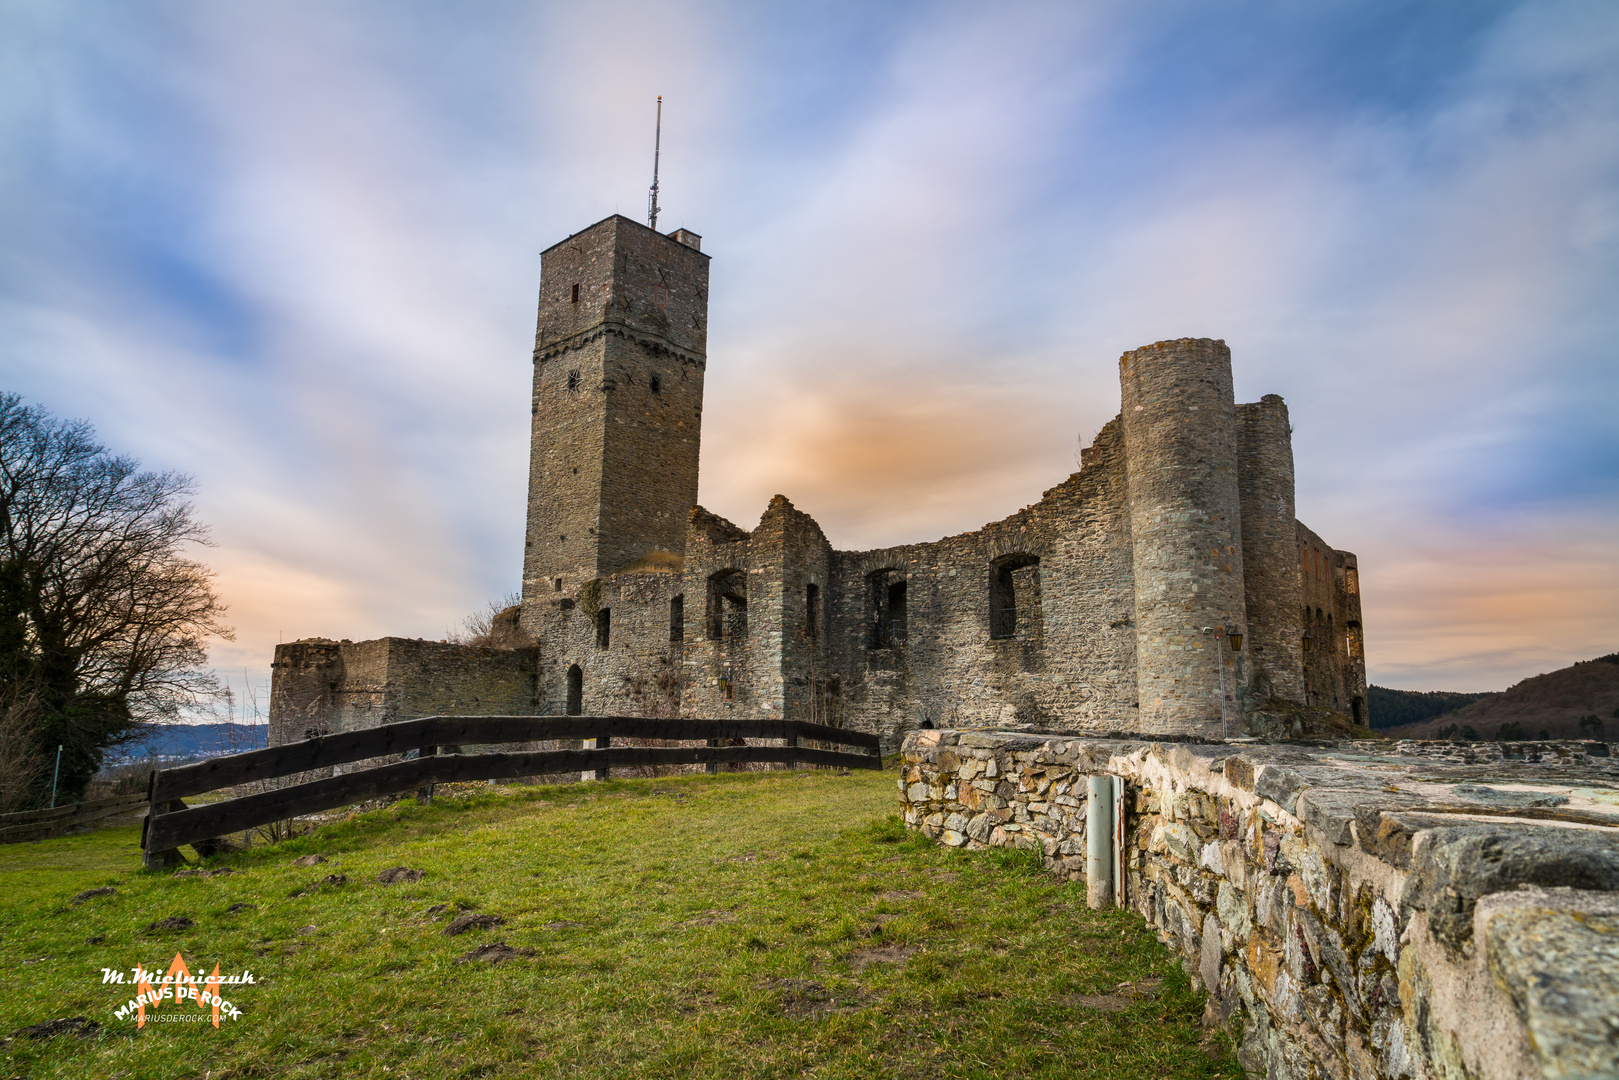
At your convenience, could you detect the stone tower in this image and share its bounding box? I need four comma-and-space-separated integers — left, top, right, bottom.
1120, 338, 1249, 735
1237, 394, 1305, 705
520, 215, 709, 628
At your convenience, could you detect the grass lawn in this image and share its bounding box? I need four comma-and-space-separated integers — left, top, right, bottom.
0, 768, 1241, 1079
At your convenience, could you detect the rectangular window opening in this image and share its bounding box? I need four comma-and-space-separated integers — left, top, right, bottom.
805, 583, 820, 640
595, 607, 611, 649
670, 595, 684, 642
571, 283, 580, 303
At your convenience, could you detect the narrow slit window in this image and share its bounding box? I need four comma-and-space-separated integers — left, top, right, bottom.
595, 607, 611, 649
566, 666, 583, 716
670, 595, 684, 642
649, 372, 662, 395
804, 583, 820, 640
571, 283, 580, 303
567, 369, 580, 392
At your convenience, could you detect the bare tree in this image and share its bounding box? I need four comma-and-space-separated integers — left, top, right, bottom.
0, 394, 232, 805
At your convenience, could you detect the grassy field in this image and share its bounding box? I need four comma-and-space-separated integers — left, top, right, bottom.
0, 768, 1241, 1079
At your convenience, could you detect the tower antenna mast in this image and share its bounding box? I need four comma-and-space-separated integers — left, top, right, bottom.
647, 96, 662, 230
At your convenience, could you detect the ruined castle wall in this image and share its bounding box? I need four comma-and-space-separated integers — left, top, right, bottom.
750, 497, 838, 725
267, 638, 540, 746
901, 729, 1619, 1080
530, 571, 686, 719
268, 640, 343, 745
1238, 395, 1306, 706
1121, 339, 1248, 736
823, 425, 1138, 746
1298, 522, 1368, 721
680, 509, 769, 721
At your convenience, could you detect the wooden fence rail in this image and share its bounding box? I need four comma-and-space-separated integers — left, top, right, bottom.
141, 716, 881, 868
0, 794, 150, 844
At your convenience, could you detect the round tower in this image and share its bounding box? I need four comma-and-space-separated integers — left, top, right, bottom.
1120, 338, 1248, 735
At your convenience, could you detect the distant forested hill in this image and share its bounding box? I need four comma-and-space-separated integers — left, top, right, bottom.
114, 722, 267, 761
1367, 686, 1491, 729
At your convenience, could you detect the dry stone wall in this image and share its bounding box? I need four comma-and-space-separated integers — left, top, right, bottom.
901, 729, 1619, 1080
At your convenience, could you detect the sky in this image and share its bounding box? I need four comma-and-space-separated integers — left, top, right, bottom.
1, 0, 1616, 707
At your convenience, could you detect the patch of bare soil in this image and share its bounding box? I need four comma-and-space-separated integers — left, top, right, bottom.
1063, 977, 1163, 1012
3, 1017, 100, 1044
70, 887, 115, 904
879, 890, 925, 901
291, 854, 327, 867
143, 916, 194, 933
764, 978, 865, 1018
376, 867, 425, 884
454, 941, 535, 965
848, 944, 917, 970
443, 913, 505, 937
290, 874, 347, 897
683, 910, 736, 927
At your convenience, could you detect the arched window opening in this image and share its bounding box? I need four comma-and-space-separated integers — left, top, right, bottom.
1346, 622, 1363, 659
867, 570, 906, 648
566, 665, 583, 716
1345, 567, 1359, 595
706, 570, 748, 640
595, 607, 611, 649
804, 583, 821, 640
669, 595, 684, 642
990, 554, 1040, 640
1351, 696, 1365, 726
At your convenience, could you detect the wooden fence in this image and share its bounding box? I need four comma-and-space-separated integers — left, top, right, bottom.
141, 715, 882, 868
0, 793, 151, 844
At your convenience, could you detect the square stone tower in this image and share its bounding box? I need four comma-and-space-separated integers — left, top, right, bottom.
521, 215, 709, 628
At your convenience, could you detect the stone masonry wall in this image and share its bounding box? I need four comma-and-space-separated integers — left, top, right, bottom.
901, 728, 1619, 1080
268, 638, 539, 745
1298, 522, 1368, 720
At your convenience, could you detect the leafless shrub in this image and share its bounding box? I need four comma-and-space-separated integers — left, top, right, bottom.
446, 593, 534, 649
0, 689, 44, 812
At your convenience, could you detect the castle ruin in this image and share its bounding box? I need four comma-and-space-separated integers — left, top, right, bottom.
270, 215, 1366, 747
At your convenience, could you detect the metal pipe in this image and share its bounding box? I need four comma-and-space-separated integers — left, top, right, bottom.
1087, 775, 1115, 909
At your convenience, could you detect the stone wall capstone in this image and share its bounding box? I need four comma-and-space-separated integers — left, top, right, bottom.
901, 728, 1619, 1080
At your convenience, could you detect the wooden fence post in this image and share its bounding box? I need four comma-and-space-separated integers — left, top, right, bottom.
416, 746, 437, 805
594, 733, 611, 781
788, 724, 800, 770
141, 768, 182, 870
705, 736, 719, 774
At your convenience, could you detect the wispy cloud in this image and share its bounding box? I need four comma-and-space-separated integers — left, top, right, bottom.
1, 0, 1615, 699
